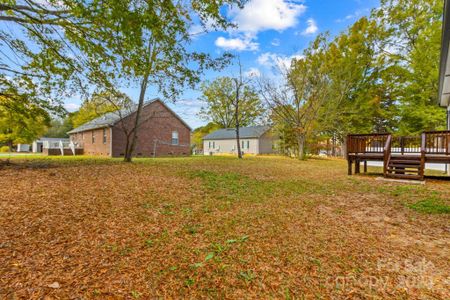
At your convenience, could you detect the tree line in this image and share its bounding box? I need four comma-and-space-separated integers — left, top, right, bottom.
196, 0, 447, 159
0, 0, 243, 159
1, 0, 446, 160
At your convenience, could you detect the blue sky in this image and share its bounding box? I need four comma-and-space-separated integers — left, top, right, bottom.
63, 0, 380, 129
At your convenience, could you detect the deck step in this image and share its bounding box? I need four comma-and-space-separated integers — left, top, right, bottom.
385, 173, 422, 180
387, 169, 420, 174
388, 160, 421, 165
387, 164, 421, 169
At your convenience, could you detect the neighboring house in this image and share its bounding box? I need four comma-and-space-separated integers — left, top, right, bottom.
32, 137, 70, 153
16, 144, 30, 152
203, 126, 275, 155
68, 99, 191, 157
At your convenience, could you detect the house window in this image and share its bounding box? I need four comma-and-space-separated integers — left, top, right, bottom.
247, 140, 250, 149
92, 131, 95, 144
103, 128, 107, 144
171, 131, 179, 145
208, 141, 211, 149
242, 140, 245, 149
213, 141, 215, 149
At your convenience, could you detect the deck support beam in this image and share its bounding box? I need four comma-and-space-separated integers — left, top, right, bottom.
348, 159, 353, 175
355, 159, 360, 174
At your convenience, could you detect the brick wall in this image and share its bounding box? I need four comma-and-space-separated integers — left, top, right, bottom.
111, 101, 191, 157
70, 127, 112, 156
43, 148, 84, 156
69, 100, 191, 157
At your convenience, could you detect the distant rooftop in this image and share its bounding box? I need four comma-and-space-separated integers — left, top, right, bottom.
203, 126, 271, 140
36, 137, 70, 142
66, 100, 150, 134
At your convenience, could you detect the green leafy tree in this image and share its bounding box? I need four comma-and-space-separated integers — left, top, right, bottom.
0, 90, 50, 150
260, 35, 332, 160
71, 91, 131, 128
374, 0, 446, 134
44, 117, 74, 138
78, 0, 243, 162
0, 0, 112, 115
199, 69, 264, 158
199, 77, 264, 128
191, 122, 221, 151
317, 18, 395, 155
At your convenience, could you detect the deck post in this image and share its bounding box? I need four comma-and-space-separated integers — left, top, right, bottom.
355, 159, 360, 174
348, 159, 353, 175
364, 161, 367, 173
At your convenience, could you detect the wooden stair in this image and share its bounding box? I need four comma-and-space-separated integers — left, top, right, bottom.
385, 156, 423, 180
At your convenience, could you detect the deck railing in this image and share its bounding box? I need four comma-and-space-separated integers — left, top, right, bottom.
391, 136, 422, 154
348, 131, 450, 155
347, 133, 390, 155
423, 131, 450, 155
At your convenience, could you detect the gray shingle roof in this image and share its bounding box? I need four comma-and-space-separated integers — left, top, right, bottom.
67, 98, 192, 134
203, 126, 271, 140
67, 101, 148, 134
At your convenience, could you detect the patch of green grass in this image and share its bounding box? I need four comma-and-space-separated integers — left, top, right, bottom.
130, 290, 141, 299
390, 185, 420, 197
238, 270, 255, 282
186, 169, 334, 205
144, 239, 153, 247
184, 278, 195, 287
184, 224, 200, 235
407, 197, 450, 214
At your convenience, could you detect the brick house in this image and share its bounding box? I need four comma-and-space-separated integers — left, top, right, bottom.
67, 99, 191, 157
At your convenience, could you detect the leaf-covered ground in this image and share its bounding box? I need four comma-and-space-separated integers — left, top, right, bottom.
0, 156, 449, 299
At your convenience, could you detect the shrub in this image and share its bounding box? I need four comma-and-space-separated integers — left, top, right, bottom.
0, 146, 10, 153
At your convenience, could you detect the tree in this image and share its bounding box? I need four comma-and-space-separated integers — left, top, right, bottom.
79, 0, 243, 162
199, 67, 263, 158
44, 117, 74, 138
199, 77, 264, 128
317, 17, 390, 156
0, 90, 49, 150
0, 0, 111, 116
260, 35, 331, 160
192, 122, 221, 152
70, 91, 131, 128
374, 0, 446, 134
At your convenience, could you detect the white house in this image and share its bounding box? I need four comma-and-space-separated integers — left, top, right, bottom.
203, 126, 275, 155
32, 137, 70, 153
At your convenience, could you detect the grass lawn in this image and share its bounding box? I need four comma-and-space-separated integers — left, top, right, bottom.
0, 156, 449, 299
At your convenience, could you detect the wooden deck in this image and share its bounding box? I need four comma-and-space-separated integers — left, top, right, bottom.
347, 131, 450, 180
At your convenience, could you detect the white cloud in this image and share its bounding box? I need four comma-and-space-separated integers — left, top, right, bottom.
215, 0, 305, 52
64, 103, 80, 111
301, 18, 318, 35
176, 99, 201, 107
271, 38, 280, 46
245, 67, 261, 77
215, 36, 259, 51
229, 0, 306, 34
257, 52, 304, 70
336, 9, 369, 23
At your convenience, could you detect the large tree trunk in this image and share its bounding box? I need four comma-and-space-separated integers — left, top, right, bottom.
124, 73, 149, 162
341, 137, 347, 158
297, 133, 305, 160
